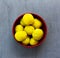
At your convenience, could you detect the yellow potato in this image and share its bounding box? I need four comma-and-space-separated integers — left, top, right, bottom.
32, 29, 44, 40
30, 38, 38, 45
20, 19, 25, 26
33, 19, 42, 28
15, 31, 27, 41
22, 13, 34, 25
15, 25, 23, 32
22, 37, 30, 45
24, 26, 34, 35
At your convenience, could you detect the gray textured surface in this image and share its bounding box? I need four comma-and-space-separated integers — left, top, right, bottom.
0, 0, 60, 58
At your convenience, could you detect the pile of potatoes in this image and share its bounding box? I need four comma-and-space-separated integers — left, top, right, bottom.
15, 13, 44, 45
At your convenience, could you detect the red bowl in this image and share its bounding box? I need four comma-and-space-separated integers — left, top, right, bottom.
12, 12, 47, 48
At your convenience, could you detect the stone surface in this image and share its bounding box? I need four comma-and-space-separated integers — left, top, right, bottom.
0, 0, 60, 58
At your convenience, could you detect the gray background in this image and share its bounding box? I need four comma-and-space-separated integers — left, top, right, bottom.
0, 0, 60, 58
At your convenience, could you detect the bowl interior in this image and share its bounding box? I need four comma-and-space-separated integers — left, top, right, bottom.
12, 13, 47, 48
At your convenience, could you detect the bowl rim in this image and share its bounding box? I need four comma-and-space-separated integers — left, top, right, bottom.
12, 12, 48, 48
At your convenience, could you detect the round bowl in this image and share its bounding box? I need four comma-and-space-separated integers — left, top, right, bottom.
12, 12, 47, 48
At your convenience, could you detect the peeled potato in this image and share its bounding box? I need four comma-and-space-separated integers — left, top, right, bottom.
20, 19, 25, 26
15, 31, 27, 41
15, 25, 23, 32
22, 37, 30, 45
30, 38, 38, 45
24, 26, 34, 35
32, 29, 44, 40
22, 13, 34, 25
33, 19, 42, 28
